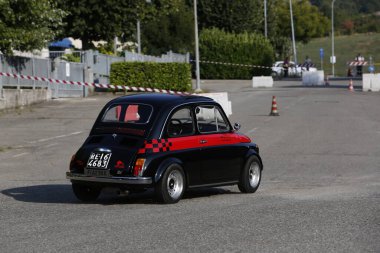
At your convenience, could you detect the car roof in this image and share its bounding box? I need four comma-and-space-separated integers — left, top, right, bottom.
92, 93, 225, 139
109, 93, 214, 108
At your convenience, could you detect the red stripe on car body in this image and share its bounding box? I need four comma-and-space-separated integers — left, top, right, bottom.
138, 133, 251, 154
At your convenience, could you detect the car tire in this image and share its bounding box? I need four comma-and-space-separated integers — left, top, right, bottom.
238, 156, 262, 193
72, 183, 101, 202
155, 164, 185, 204
271, 71, 280, 80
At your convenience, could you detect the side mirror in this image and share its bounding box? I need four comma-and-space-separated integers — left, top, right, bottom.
233, 123, 241, 131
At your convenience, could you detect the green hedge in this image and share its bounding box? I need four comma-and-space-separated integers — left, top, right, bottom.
200, 28, 274, 79
110, 62, 192, 92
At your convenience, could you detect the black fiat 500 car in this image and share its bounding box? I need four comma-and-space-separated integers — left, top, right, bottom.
67, 93, 263, 204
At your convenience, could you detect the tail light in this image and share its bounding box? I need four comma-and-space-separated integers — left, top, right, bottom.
70, 154, 85, 172
133, 158, 146, 177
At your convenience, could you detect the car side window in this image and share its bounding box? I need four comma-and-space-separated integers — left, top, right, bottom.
166, 107, 195, 137
195, 105, 230, 133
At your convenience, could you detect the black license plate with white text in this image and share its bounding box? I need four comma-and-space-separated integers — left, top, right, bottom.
86, 151, 112, 169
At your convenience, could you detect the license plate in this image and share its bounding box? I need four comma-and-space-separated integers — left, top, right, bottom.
84, 168, 110, 177
87, 152, 112, 169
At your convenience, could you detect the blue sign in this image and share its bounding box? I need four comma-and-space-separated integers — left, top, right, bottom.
319, 48, 324, 58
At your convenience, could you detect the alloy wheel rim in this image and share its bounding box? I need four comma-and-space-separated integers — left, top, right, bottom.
167, 170, 184, 199
249, 162, 260, 188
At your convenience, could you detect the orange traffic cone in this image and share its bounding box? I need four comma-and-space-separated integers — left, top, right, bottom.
348, 79, 354, 91
269, 96, 279, 116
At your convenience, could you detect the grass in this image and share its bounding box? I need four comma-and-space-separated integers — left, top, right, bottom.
296, 33, 380, 76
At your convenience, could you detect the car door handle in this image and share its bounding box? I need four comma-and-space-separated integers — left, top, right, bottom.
200, 139, 207, 144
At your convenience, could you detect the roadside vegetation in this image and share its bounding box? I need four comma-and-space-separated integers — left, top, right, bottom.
298, 33, 380, 76
199, 28, 273, 79
0, 0, 379, 78
110, 62, 191, 91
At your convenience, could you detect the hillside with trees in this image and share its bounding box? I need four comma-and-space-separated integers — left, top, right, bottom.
310, 0, 380, 34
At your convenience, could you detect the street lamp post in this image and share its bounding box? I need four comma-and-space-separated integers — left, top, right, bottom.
289, 0, 298, 67
136, 0, 151, 54
137, 20, 141, 54
331, 0, 336, 76
264, 0, 268, 38
194, 0, 201, 92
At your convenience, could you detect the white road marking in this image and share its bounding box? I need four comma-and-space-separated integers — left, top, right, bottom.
13, 145, 26, 149
12, 152, 29, 158
28, 131, 83, 144
245, 127, 258, 135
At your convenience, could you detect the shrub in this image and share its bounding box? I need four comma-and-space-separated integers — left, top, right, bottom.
110, 62, 192, 92
61, 54, 81, 62
199, 28, 274, 79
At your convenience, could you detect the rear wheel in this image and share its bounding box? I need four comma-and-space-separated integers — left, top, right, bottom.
238, 156, 262, 193
155, 164, 185, 204
72, 183, 101, 202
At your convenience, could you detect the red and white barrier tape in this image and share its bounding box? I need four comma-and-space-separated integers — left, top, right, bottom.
348, 61, 368, 66
0, 72, 189, 95
191, 59, 272, 69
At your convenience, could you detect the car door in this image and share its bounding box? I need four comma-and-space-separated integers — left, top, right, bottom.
163, 106, 202, 186
195, 105, 245, 184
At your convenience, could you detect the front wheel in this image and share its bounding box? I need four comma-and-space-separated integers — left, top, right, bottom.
155, 164, 185, 204
72, 183, 101, 202
238, 156, 262, 193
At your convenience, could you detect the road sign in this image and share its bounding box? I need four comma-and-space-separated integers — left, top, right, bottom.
330, 56, 336, 64
319, 48, 324, 58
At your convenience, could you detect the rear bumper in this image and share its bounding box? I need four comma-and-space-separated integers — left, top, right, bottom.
66, 172, 153, 185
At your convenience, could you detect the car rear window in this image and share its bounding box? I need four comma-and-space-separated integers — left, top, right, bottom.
102, 104, 153, 124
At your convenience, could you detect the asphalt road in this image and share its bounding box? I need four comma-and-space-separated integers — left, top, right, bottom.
0, 80, 379, 252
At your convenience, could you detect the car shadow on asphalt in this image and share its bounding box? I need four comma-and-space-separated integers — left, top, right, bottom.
2, 184, 77, 204
2, 184, 238, 205
99, 187, 238, 205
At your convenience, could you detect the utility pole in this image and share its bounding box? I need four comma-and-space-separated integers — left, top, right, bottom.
331, 0, 336, 76
194, 0, 201, 92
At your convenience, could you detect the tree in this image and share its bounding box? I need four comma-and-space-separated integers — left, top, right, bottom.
57, 0, 182, 50
142, 0, 194, 55
57, 0, 138, 50
0, 0, 66, 55
195, 0, 301, 60
310, 0, 380, 34
269, 36, 292, 60
276, 0, 329, 43
342, 19, 354, 35
197, 0, 264, 34
199, 28, 274, 79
